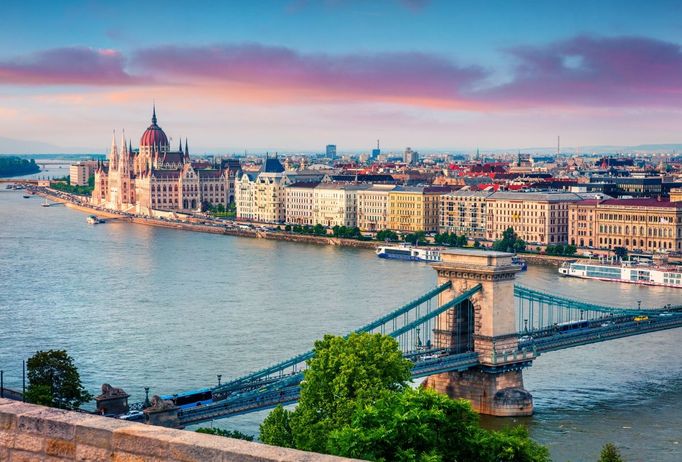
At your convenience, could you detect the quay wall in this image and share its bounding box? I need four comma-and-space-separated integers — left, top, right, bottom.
0, 398, 357, 462
37, 189, 379, 250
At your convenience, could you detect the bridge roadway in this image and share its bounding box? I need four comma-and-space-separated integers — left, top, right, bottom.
176, 351, 481, 426
174, 313, 682, 426
521, 312, 682, 354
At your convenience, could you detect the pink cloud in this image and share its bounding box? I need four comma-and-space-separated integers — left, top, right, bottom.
2, 36, 682, 112
484, 35, 682, 107
0, 47, 140, 85
131, 43, 486, 109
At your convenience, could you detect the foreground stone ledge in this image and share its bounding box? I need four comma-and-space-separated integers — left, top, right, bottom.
0, 399, 360, 461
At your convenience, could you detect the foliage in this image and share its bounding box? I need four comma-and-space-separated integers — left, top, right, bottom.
613, 247, 628, 260
260, 332, 412, 453
598, 443, 624, 462
473, 240, 481, 248
0, 156, 40, 177
332, 225, 366, 239
403, 231, 427, 245
544, 244, 577, 256
312, 223, 326, 236
196, 427, 254, 441
51, 181, 94, 196
434, 232, 468, 247
208, 202, 236, 218
260, 333, 549, 462
376, 229, 399, 242
328, 388, 481, 462
493, 227, 526, 253
473, 426, 551, 462
285, 224, 327, 236
24, 350, 92, 410
259, 405, 295, 448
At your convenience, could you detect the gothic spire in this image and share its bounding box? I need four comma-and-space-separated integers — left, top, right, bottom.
152, 103, 157, 125
120, 129, 127, 156
178, 137, 182, 153
110, 129, 117, 158
184, 138, 189, 157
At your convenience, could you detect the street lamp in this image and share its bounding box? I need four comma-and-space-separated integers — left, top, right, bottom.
524, 319, 529, 333
217, 375, 222, 387
143, 387, 150, 408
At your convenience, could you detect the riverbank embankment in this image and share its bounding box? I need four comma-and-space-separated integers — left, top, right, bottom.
38, 189, 379, 250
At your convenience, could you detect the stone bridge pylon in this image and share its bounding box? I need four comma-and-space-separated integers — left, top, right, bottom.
423, 249, 534, 416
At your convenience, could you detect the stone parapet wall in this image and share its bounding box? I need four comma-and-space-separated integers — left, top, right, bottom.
0, 398, 357, 462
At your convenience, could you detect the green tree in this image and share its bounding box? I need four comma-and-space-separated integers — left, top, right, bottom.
403, 231, 427, 245
196, 427, 254, 441
474, 426, 550, 462
24, 350, 92, 410
260, 333, 412, 453
493, 227, 526, 253
328, 387, 481, 462
313, 223, 326, 236
376, 230, 399, 242
613, 247, 628, 260
259, 405, 295, 448
598, 443, 624, 462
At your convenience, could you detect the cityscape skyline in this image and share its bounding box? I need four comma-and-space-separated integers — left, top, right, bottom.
1, 0, 682, 152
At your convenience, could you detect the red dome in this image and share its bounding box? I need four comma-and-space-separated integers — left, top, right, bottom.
140, 106, 169, 147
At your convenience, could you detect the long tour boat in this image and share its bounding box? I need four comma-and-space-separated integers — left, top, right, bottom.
559, 259, 682, 288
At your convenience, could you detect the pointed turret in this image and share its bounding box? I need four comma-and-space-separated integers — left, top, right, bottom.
120, 130, 127, 156
152, 103, 157, 125
184, 139, 189, 161
178, 137, 182, 153
109, 129, 118, 170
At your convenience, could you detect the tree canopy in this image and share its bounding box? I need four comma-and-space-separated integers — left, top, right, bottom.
259, 333, 549, 461
493, 227, 526, 253
24, 350, 92, 410
598, 443, 624, 462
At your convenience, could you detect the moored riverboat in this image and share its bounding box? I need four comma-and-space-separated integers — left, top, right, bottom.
559, 260, 682, 288
376, 245, 441, 262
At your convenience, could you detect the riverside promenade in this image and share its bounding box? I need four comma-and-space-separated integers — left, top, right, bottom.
34, 187, 380, 250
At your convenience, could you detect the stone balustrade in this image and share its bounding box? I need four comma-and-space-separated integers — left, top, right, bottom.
0, 398, 357, 461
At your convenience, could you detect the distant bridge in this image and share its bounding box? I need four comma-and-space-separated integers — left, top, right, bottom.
117, 250, 681, 427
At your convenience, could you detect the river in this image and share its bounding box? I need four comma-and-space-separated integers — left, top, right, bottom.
0, 188, 679, 461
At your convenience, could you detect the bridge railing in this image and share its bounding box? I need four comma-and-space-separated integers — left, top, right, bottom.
210, 281, 454, 397
514, 284, 675, 334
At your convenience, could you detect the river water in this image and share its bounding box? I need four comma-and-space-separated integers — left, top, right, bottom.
0, 188, 680, 461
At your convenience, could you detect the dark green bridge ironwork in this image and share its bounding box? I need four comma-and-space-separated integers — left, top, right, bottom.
126, 282, 682, 426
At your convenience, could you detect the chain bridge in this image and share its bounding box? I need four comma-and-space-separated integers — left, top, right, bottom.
112, 250, 681, 428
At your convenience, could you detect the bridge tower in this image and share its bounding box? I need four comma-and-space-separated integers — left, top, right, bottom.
423, 249, 534, 416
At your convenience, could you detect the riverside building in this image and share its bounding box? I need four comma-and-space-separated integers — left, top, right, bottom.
356, 184, 396, 232
569, 197, 682, 252
235, 156, 323, 223
387, 186, 450, 233
92, 107, 238, 215
439, 190, 490, 239
285, 182, 320, 225
485, 191, 584, 245
312, 183, 368, 228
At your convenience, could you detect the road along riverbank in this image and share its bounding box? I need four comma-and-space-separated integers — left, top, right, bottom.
35, 188, 379, 250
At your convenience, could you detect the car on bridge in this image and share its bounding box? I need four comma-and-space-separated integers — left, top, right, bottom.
634, 315, 649, 322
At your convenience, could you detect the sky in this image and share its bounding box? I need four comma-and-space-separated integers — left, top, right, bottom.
1, 0, 682, 153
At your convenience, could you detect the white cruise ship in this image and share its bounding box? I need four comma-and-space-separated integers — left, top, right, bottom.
376, 245, 441, 262
559, 260, 682, 288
